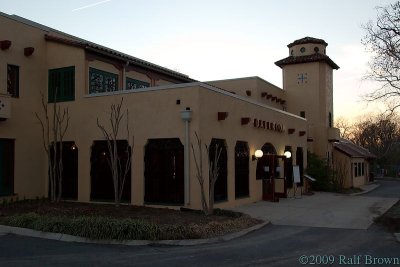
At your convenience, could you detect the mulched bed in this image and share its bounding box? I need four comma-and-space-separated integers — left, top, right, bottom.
375, 200, 400, 232
0, 200, 263, 239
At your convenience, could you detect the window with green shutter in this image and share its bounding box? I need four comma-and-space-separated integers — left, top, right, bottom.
89, 68, 118, 94
48, 66, 75, 102
126, 77, 150, 90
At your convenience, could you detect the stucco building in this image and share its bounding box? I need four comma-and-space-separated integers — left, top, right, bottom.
0, 12, 369, 209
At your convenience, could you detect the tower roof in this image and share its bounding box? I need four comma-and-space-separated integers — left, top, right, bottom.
275, 53, 339, 69
287, 37, 328, 48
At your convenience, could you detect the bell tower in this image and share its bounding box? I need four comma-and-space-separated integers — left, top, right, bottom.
275, 37, 340, 160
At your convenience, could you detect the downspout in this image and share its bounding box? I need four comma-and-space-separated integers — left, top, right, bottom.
181, 108, 192, 206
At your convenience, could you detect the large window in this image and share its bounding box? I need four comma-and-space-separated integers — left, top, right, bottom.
89, 68, 118, 94
48, 142, 78, 200
209, 139, 228, 202
48, 66, 75, 102
144, 138, 184, 205
126, 77, 150, 90
235, 141, 249, 198
7, 65, 19, 98
90, 140, 131, 202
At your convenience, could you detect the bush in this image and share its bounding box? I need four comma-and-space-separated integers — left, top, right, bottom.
2, 213, 160, 240
307, 152, 335, 191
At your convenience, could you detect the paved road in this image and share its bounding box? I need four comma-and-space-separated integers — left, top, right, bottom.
0, 180, 398, 267
366, 179, 400, 198
0, 224, 398, 267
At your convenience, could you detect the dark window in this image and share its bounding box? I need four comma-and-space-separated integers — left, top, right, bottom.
0, 139, 14, 196
235, 141, 249, 198
296, 147, 304, 186
300, 111, 306, 118
126, 77, 150, 90
314, 47, 319, 53
284, 146, 293, 188
90, 140, 131, 202
7, 65, 19, 98
48, 66, 75, 102
48, 142, 78, 200
362, 163, 365, 176
300, 47, 306, 53
354, 163, 358, 177
358, 162, 362, 177
209, 139, 228, 202
89, 68, 118, 94
328, 112, 332, 127
144, 138, 184, 205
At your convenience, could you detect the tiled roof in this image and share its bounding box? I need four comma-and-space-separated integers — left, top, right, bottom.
288, 37, 328, 48
334, 139, 376, 159
275, 53, 340, 69
2, 12, 195, 82
45, 35, 195, 82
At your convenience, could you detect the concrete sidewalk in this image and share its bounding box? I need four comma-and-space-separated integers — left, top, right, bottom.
232, 192, 398, 230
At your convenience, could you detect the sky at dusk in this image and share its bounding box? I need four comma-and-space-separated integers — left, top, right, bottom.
1, 0, 395, 121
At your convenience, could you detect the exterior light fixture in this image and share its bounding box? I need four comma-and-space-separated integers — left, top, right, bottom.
284, 150, 292, 159
252, 149, 263, 161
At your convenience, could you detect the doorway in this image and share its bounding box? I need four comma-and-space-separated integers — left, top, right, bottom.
0, 139, 14, 196
257, 143, 278, 201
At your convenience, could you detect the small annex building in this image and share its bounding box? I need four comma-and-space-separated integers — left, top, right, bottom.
333, 139, 376, 188
0, 12, 374, 210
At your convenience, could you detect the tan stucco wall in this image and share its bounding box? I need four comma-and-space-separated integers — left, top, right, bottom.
3, 14, 348, 210
289, 44, 327, 57
0, 15, 48, 199
333, 149, 370, 189
283, 60, 335, 158
207, 77, 285, 110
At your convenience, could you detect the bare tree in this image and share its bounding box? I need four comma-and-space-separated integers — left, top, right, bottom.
352, 113, 400, 165
191, 133, 222, 215
96, 98, 131, 206
35, 90, 70, 202
362, 1, 400, 111
191, 132, 208, 214
332, 157, 348, 191
335, 117, 354, 140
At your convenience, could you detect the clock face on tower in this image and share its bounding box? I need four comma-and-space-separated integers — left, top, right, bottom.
297, 73, 308, 84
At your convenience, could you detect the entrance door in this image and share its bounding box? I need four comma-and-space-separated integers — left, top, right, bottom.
262, 155, 276, 201
0, 139, 14, 196
258, 143, 278, 201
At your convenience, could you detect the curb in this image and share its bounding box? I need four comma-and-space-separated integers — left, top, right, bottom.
350, 183, 381, 196
0, 221, 269, 246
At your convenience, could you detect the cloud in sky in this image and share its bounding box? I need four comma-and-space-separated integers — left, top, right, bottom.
72, 0, 113, 12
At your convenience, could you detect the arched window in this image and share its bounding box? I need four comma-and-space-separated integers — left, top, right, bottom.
144, 138, 184, 204
235, 141, 249, 198
209, 138, 228, 202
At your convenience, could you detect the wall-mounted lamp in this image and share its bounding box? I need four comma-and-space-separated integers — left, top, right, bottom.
284, 150, 292, 159
252, 149, 263, 161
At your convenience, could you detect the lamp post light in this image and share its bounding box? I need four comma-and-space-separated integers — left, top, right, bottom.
181, 108, 192, 206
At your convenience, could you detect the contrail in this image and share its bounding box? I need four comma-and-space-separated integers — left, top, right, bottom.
72, 0, 113, 12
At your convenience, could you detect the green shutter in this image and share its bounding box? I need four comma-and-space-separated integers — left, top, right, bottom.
48, 66, 75, 102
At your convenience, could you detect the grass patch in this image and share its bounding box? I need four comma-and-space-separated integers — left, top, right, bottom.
375, 200, 400, 233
